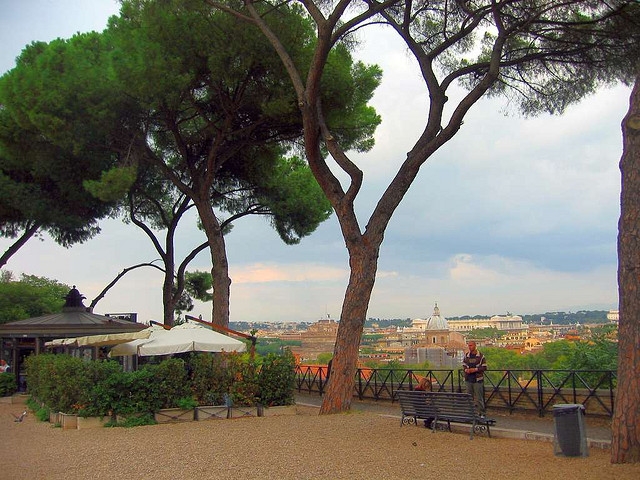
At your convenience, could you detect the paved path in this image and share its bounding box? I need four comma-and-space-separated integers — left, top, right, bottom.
295, 393, 612, 449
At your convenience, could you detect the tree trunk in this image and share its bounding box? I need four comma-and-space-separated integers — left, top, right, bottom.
0, 222, 40, 269
194, 202, 230, 328
162, 264, 176, 327
611, 75, 640, 464
320, 242, 379, 414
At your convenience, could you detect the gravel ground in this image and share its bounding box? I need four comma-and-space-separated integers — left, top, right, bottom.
1, 402, 637, 480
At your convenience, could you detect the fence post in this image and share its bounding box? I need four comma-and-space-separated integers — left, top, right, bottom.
536, 370, 544, 417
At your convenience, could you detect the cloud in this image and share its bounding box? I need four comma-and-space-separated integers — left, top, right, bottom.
231, 262, 398, 284
231, 263, 348, 284
448, 254, 503, 283
367, 253, 617, 319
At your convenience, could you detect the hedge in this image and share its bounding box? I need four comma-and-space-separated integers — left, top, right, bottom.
25, 350, 296, 418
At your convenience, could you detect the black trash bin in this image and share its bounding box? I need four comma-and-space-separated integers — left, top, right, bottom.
552, 404, 588, 457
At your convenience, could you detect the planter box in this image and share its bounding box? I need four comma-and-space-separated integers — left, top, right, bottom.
49, 411, 61, 425
77, 416, 110, 429
1, 394, 27, 405
229, 406, 260, 419
154, 408, 194, 423
260, 405, 298, 417
195, 405, 229, 421
60, 413, 78, 430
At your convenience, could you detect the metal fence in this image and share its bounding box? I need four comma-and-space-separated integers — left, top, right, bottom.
295, 365, 617, 417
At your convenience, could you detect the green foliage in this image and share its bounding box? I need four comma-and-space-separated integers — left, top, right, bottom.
108, 368, 159, 416
83, 165, 137, 202
365, 318, 412, 328
176, 396, 198, 409
25, 396, 49, 422
254, 338, 301, 357
35, 407, 51, 422
184, 271, 213, 303
316, 353, 333, 365
0, 274, 70, 324
520, 311, 610, 325
361, 334, 385, 344
25, 354, 89, 413
0, 35, 120, 249
468, 327, 506, 340
188, 352, 233, 405
111, 413, 156, 428
26, 350, 297, 422
258, 350, 296, 407
259, 156, 333, 244
482, 339, 618, 373
0, 372, 17, 396
228, 355, 260, 407
76, 360, 123, 417
144, 358, 190, 409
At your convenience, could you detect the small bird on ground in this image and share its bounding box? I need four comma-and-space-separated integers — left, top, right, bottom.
12, 410, 27, 422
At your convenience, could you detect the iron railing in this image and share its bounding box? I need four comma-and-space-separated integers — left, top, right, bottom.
295, 365, 617, 417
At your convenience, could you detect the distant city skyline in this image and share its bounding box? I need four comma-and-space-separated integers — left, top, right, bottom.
0, 0, 625, 324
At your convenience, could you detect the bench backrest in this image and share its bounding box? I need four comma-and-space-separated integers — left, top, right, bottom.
426, 392, 476, 419
396, 390, 439, 418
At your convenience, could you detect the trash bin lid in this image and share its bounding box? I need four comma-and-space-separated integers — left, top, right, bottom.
552, 404, 585, 415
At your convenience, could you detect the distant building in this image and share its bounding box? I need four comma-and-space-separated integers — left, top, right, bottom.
400, 304, 467, 368
607, 310, 619, 324
448, 314, 527, 334
404, 346, 463, 369
289, 316, 338, 361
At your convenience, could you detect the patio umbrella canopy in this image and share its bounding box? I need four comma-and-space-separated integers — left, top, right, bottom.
108, 325, 169, 356
110, 321, 246, 357
46, 327, 157, 348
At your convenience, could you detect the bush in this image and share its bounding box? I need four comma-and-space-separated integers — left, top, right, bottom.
108, 368, 158, 416
77, 360, 122, 417
144, 358, 190, 409
176, 396, 198, 409
25, 350, 297, 421
228, 355, 260, 407
0, 372, 17, 397
112, 412, 156, 428
25, 354, 89, 413
188, 352, 253, 406
258, 349, 296, 406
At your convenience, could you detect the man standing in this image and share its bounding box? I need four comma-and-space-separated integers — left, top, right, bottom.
462, 341, 487, 416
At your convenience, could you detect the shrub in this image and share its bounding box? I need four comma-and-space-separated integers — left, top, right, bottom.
187, 353, 226, 405
188, 352, 246, 405
25, 354, 89, 413
229, 356, 260, 407
109, 368, 158, 416
77, 360, 122, 417
258, 349, 296, 406
176, 396, 198, 409
106, 412, 156, 428
144, 358, 190, 409
0, 372, 17, 397
25, 350, 297, 421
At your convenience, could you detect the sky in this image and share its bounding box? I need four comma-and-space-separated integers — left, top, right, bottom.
0, 0, 630, 324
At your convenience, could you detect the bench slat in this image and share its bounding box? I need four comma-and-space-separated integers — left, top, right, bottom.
395, 390, 494, 439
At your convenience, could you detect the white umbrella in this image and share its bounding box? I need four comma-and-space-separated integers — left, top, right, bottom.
46, 325, 157, 348
108, 324, 169, 357
44, 337, 78, 347
135, 321, 246, 357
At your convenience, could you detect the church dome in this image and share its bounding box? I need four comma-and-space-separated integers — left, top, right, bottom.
424, 303, 449, 330
410, 303, 449, 331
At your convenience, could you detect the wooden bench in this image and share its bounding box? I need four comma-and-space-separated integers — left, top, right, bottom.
396, 390, 495, 439
396, 390, 437, 428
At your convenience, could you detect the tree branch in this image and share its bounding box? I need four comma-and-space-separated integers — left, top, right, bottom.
89, 260, 165, 310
